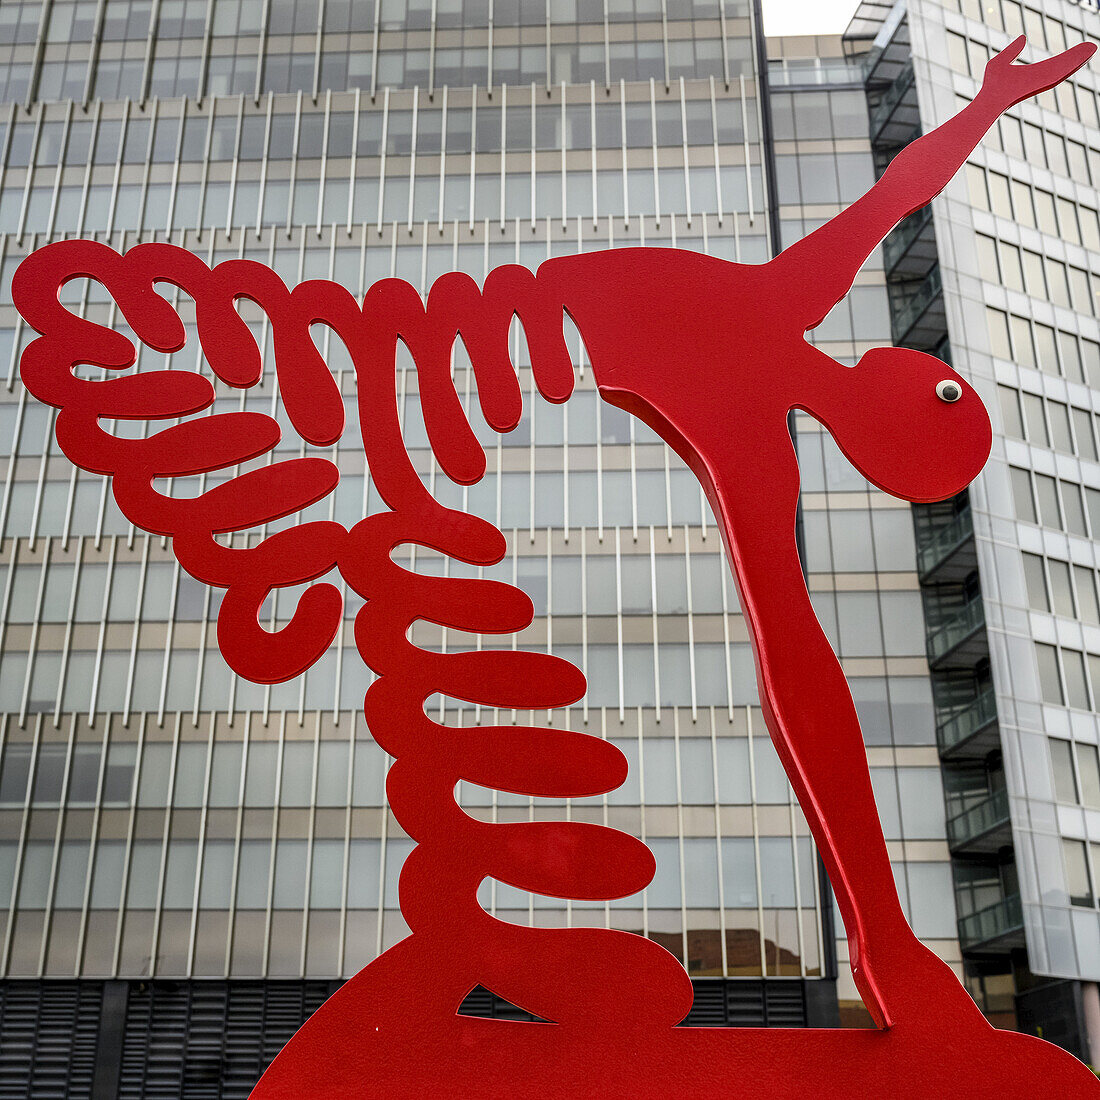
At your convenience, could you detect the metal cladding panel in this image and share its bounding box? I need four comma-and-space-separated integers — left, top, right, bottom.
0, 981, 101, 1100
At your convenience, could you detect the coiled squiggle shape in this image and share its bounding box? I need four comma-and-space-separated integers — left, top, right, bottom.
13, 238, 692, 1041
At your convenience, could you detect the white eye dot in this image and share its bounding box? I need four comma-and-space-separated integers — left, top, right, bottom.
936, 379, 963, 403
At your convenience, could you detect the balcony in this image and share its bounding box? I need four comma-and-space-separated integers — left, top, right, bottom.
873, 125, 922, 176
889, 265, 946, 350
936, 690, 1000, 760
870, 64, 919, 145
916, 505, 977, 582
859, 1, 911, 90
926, 595, 987, 668
957, 893, 1025, 955
947, 788, 1012, 856
930, 335, 951, 367
883, 206, 938, 280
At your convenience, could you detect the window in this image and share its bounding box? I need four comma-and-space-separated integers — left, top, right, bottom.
1069, 140, 1092, 184
976, 234, 1000, 280
1051, 738, 1078, 803
1069, 268, 1092, 316
1084, 340, 1100, 388
966, 39, 990, 78
1034, 323, 1057, 373
947, 32, 970, 75
1048, 402, 1073, 452
1049, 558, 1076, 618
1023, 6, 1046, 48
987, 307, 1011, 359
1045, 132, 1069, 178
1023, 251, 1047, 300
1086, 488, 1100, 537
998, 242, 1024, 292
1011, 466, 1037, 523
1057, 198, 1081, 246
1036, 641, 1064, 704
1046, 258, 1071, 309
1035, 473, 1061, 528
1074, 566, 1100, 625
987, 171, 1012, 216
1063, 647, 1091, 710
1002, 0, 1024, 36
1000, 114, 1024, 158
1076, 743, 1100, 809
1011, 180, 1035, 228
1058, 332, 1083, 385
966, 164, 988, 210
1023, 552, 1049, 611
1010, 316, 1036, 369
1064, 838, 1093, 907
1082, 207, 1100, 252
1023, 122, 1046, 168
1060, 481, 1088, 537
1022, 393, 1049, 447
998, 386, 1023, 439
1034, 189, 1058, 235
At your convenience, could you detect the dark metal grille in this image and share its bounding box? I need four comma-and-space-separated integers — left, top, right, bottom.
0, 977, 821, 1097
118, 981, 332, 1100
459, 978, 810, 1029
0, 981, 101, 1100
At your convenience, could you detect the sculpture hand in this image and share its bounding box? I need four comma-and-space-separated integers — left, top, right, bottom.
980, 35, 1095, 110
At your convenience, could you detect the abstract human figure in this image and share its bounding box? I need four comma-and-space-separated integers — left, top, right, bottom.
542, 34, 1095, 1035
12, 34, 1100, 1100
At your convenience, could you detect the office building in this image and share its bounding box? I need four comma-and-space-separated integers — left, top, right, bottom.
0, 0, 1095, 1093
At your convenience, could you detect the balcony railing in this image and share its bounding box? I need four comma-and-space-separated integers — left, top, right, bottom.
957, 893, 1024, 952
936, 689, 997, 755
890, 265, 943, 345
931, 335, 952, 367
916, 505, 973, 577
947, 788, 1010, 850
768, 60, 864, 86
883, 206, 934, 273
926, 596, 985, 663
870, 63, 916, 138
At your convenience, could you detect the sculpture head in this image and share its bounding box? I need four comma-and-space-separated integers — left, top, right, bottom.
821, 347, 992, 504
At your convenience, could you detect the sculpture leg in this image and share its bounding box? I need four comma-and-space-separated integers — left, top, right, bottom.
728, 513, 984, 1031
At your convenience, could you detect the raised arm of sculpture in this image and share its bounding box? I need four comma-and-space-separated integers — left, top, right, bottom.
772, 36, 1096, 332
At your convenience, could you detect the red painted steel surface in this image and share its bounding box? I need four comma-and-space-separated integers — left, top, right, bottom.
13, 35, 1100, 1099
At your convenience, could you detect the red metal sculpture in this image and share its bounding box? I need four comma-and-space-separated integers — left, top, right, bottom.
13, 35, 1100, 1099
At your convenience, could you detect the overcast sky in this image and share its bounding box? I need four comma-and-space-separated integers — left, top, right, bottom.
763, 0, 863, 37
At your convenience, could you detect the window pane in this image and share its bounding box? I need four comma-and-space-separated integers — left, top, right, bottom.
1049, 559, 1075, 618
1011, 467, 1036, 523
1022, 553, 1049, 611
1022, 394, 1049, 447
987, 171, 1011, 215
1075, 744, 1100, 810
998, 386, 1023, 439
1050, 739, 1078, 803
1035, 474, 1061, 528
1064, 648, 1090, 710
1064, 838, 1093, 907
1010, 316, 1035, 369
987, 307, 1010, 359
1049, 402, 1073, 453
1036, 642, 1064, 704
1061, 482, 1088, 537
1074, 566, 1099, 625
1073, 409, 1097, 462
1087, 489, 1100, 537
